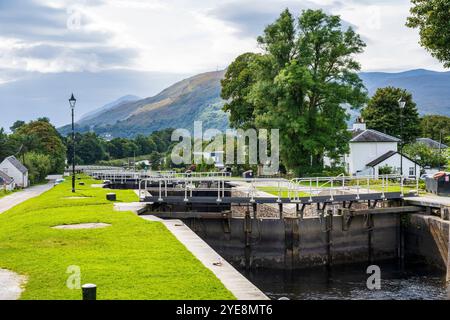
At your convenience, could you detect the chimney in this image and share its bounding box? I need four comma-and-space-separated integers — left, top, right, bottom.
353, 116, 367, 131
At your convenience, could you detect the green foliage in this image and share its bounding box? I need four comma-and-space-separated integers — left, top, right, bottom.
407, 0, 450, 67
10, 120, 25, 133
23, 152, 52, 184
378, 165, 394, 175
0, 177, 234, 299
0, 128, 12, 161
64, 128, 175, 167
0, 189, 16, 199
1, 119, 66, 183
447, 148, 450, 167
221, 53, 260, 129
16, 119, 66, 173
221, 9, 367, 175
403, 142, 448, 168
66, 132, 108, 165
362, 87, 421, 144
420, 115, 450, 144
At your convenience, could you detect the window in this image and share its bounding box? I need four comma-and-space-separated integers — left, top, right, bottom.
409, 167, 415, 176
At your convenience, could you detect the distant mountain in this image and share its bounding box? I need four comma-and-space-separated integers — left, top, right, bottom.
58, 69, 450, 138
360, 69, 450, 116
78, 95, 141, 123
59, 70, 228, 138
0, 69, 187, 130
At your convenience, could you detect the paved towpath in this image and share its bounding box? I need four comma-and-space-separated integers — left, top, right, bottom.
0, 183, 53, 214
405, 195, 450, 208
140, 215, 269, 300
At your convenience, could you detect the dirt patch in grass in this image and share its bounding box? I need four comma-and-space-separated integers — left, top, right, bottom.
52, 223, 111, 230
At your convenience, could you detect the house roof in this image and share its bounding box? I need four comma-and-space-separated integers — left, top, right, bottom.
0, 170, 13, 184
366, 150, 418, 167
2, 156, 28, 174
351, 129, 400, 143
416, 138, 448, 149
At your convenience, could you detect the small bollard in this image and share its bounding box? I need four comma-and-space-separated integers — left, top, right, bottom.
106, 193, 116, 201
82, 283, 97, 300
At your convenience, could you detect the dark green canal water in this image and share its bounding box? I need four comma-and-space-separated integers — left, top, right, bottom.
239, 261, 449, 300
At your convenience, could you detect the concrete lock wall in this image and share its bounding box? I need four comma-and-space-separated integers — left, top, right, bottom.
185, 214, 400, 269
405, 214, 450, 271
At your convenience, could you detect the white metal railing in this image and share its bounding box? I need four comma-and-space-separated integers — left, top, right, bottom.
136, 174, 419, 203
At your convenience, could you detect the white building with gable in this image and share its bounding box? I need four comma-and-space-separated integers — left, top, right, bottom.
0, 156, 29, 188
325, 118, 421, 178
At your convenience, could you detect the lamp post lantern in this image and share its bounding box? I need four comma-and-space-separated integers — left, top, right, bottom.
398, 97, 406, 176
69, 93, 77, 193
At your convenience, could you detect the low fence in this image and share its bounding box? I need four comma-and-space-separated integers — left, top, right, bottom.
137, 174, 419, 203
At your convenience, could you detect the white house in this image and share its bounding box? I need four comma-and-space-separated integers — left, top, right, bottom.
0, 170, 15, 191
325, 118, 421, 178
0, 156, 29, 188
193, 151, 225, 168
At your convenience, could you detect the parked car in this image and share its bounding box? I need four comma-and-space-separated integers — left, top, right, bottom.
420, 174, 433, 181
54, 178, 65, 185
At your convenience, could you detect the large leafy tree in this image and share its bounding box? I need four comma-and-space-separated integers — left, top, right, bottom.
362, 87, 420, 144
222, 9, 367, 174
221, 53, 260, 129
9, 120, 25, 133
420, 115, 450, 144
407, 0, 450, 67
16, 120, 66, 173
403, 142, 447, 168
0, 128, 11, 161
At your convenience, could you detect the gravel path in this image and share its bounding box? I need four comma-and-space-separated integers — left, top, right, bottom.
0, 183, 53, 214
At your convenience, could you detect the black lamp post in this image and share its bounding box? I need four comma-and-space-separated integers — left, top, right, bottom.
398, 97, 406, 176
69, 93, 77, 193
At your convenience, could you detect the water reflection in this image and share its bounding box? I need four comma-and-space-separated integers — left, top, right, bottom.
239, 261, 449, 300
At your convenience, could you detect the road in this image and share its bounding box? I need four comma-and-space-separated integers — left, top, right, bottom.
0, 183, 54, 214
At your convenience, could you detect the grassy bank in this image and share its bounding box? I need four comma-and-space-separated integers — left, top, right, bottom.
0, 176, 234, 300
0, 189, 15, 199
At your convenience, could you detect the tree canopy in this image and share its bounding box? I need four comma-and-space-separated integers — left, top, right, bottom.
403, 142, 447, 168
0, 119, 66, 183
221, 9, 367, 175
362, 87, 420, 144
407, 0, 450, 68
65, 128, 176, 166
15, 120, 66, 173
420, 115, 450, 144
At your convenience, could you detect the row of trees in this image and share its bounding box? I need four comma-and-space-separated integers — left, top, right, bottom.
0, 119, 66, 184
65, 128, 175, 167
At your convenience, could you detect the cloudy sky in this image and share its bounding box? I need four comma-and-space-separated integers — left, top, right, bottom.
0, 0, 446, 83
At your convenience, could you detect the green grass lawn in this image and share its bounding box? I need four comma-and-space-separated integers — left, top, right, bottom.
0, 176, 234, 300
0, 189, 17, 199
257, 187, 311, 198
258, 182, 420, 198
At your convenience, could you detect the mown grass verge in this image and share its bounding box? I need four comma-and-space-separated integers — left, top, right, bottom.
0, 176, 234, 300
0, 189, 17, 199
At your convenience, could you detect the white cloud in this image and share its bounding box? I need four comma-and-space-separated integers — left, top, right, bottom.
0, 0, 446, 76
